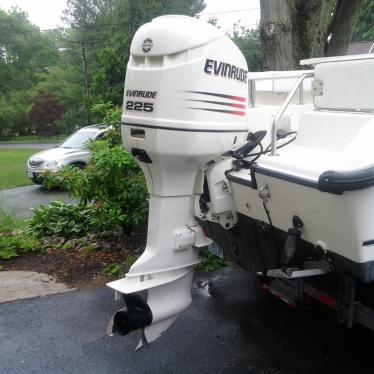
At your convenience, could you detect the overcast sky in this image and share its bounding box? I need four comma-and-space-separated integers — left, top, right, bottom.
0, 0, 260, 32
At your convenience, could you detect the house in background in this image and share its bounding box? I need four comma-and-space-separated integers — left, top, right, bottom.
347, 41, 374, 54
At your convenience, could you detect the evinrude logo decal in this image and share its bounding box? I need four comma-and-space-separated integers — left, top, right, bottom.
142, 38, 153, 53
126, 90, 157, 99
125, 89, 157, 112
179, 90, 246, 117
204, 59, 248, 83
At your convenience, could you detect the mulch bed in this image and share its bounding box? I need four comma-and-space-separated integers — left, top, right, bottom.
0, 230, 146, 289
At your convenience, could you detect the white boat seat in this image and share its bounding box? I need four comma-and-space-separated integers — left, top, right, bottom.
253, 111, 374, 194
313, 58, 374, 112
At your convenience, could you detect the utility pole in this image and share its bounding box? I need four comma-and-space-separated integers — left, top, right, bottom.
80, 41, 91, 125
58, 40, 92, 126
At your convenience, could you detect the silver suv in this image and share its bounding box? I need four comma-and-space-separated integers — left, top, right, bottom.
26, 125, 108, 185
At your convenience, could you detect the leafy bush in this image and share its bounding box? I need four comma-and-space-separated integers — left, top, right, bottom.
26, 201, 92, 238
0, 235, 39, 259
195, 249, 230, 272
0, 204, 39, 260
42, 165, 84, 191
38, 102, 148, 238
102, 255, 138, 277
91, 101, 121, 126
41, 137, 148, 236
91, 101, 122, 146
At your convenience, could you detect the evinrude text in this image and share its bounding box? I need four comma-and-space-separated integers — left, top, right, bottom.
204, 59, 248, 83
126, 90, 158, 98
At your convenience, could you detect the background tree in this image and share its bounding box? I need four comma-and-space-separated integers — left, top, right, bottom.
352, 0, 374, 42
260, 0, 363, 70
0, 1, 208, 139
231, 23, 263, 71
28, 90, 65, 138
0, 8, 59, 139
89, 0, 206, 105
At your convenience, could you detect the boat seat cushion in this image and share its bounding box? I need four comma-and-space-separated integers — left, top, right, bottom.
313, 58, 374, 112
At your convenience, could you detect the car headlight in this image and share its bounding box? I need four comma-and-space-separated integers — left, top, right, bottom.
44, 160, 63, 169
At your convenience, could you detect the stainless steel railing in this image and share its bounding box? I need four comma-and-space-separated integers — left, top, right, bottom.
270, 72, 314, 156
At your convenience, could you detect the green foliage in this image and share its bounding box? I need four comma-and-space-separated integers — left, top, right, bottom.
231, 23, 263, 72
36, 64, 86, 134
41, 117, 148, 236
61, 139, 148, 234
102, 263, 122, 277
0, 8, 59, 139
39, 130, 148, 236
0, 205, 40, 260
91, 101, 122, 126
352, 0, 374, 42
91, 101, 122, 145
27, 201, 93, 238
0, 2, 208, 137
62, 242, 74, 251
195, 248, 229, 272
42, 166, 78, 191
102, 255, 138, 277
0, 235, 39, 260
85, 0, 206, 104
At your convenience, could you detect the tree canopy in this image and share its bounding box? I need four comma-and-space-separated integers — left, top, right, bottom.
0, 8, 59, 138
0, 0, 373, 139
28, 90, 65, 138
0, 0, 207, 139
352, 0, 374, 42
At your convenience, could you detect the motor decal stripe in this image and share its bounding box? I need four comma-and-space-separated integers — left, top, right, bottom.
363, 239, 374, 247
183, 99, 246, 109
183, 90, 246, 102
185, 107, 246, 116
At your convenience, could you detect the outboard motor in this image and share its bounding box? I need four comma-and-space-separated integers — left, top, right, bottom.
107, 15, 249, 348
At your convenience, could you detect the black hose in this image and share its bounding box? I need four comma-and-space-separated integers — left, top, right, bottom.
262, 200, 280, 253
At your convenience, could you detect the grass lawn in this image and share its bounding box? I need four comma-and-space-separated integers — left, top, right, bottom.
0, 149, 37, 190
0, 134, 70, 144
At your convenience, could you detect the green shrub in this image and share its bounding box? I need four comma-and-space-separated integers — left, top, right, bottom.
0, 235, 39, 259
102, 255, 138, 278
102, 263, 122, 277
0, 204, 40, 260
91, 101, 121, 126
62, 242, 73, 251
26, 201, 92, 238
41, 139, 148, 235
38, 102, 148, 238
195, 248, 230, 272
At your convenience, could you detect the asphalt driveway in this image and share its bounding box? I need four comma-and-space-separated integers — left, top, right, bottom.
0, 142, 58, 150
1, 266, 374, 374
0, 185, 75, 219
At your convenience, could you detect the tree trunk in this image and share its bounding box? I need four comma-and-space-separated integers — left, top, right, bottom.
260, 0, 294, 70
260, 0, 362, 70
326, 0, 362, 56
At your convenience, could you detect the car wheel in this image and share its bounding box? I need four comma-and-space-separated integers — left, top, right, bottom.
31, 177, 44, 185
70, 162, 86, 170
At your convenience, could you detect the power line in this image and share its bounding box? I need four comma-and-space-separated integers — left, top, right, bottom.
199, 7, 260, 17
0, 22, 127, 36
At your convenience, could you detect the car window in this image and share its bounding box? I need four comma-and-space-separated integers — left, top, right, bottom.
59, 131, 98, 149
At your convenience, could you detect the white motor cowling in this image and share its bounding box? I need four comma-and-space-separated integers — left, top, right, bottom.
107, 15, 249, 348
